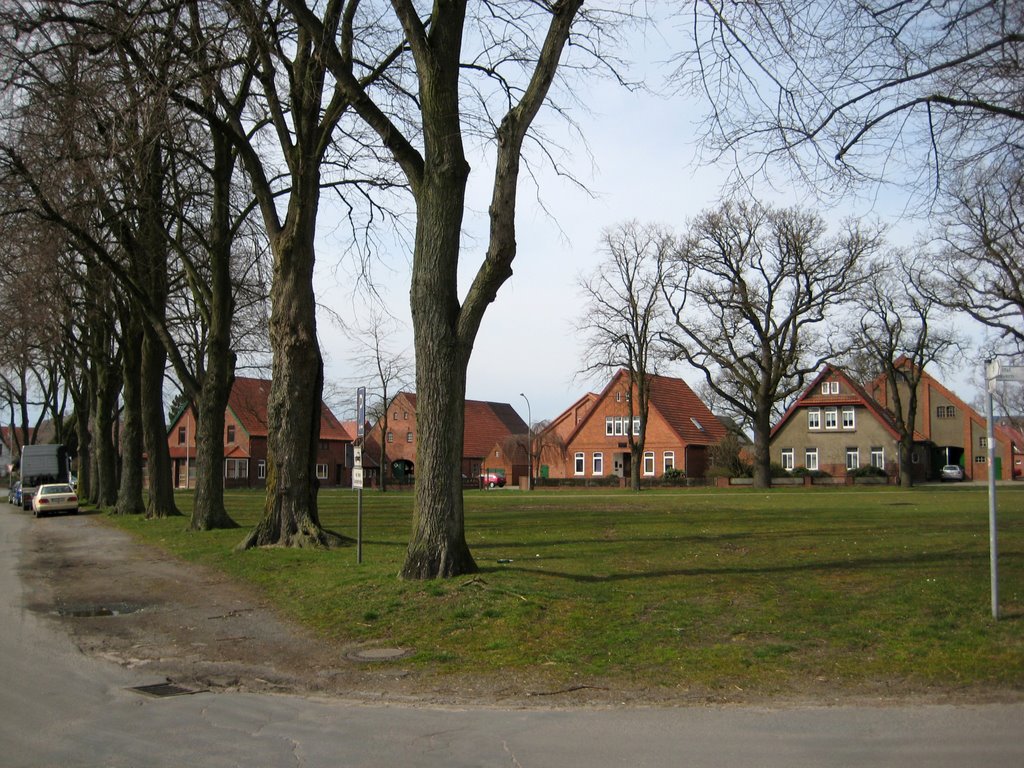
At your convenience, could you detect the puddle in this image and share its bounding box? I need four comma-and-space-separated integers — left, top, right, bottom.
53, 603, 144, 618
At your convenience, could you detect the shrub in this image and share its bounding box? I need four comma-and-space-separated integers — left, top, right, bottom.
849, 465, 887, 478
791, 467, 831, 478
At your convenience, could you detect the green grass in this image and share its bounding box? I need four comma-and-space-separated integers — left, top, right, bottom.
105, 485, 1024, 699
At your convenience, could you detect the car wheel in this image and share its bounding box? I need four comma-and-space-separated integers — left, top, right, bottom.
488, 481, 495, 488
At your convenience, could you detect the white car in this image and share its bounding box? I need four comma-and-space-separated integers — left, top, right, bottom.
32, 483, 79, 517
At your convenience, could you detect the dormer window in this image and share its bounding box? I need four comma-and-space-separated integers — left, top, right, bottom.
690, 417, 706, 432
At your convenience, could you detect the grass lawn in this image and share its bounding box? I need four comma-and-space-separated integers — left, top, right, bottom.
106, 484, 1024, 701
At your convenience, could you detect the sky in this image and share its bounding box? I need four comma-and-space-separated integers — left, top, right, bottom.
307, 23, 989, 427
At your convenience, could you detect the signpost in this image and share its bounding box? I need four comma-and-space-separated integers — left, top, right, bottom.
354, 387, 366, 564
984, 361, 1024, 620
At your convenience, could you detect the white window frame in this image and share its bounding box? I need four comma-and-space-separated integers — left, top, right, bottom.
825, 408, 838, 430
592, 452, 604, 476
870, 447, 885, 468
316, 463, 329, 480
257, 460, 266, 479
643, 451, 655, 476
224, 458, 249, 480
632, 417, 641, 436
821, 382, 830, 395
780, 448, 794, 471
406, 431, 413, 443
574, 452, 585, 475
841, 407, 856, 430
807, 409, 821, 430
664, 451, 675, 472
805, 448, 818, 471
605, 417, 614, 436
845, 447, 860, 471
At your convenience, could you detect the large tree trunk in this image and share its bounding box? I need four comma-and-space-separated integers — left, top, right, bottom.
141, 325, 181, 518
92, 356, 120, 508
401, 177, 477, 579
115, 315, 146, 516
190, 369, 238, 530
238, 223, 347, 549
751, 410, 773, 489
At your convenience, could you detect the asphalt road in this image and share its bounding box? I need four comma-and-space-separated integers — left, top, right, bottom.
1, 503, 1022, 768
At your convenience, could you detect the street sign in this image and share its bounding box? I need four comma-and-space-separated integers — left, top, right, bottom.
356, 387, 366, 438
987, 361, 1024, 391
352, 467, 364, 489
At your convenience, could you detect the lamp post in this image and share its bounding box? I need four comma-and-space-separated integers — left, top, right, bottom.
520, 392, 532, 491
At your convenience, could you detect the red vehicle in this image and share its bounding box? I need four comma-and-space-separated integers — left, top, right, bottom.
480, 472, 506, 488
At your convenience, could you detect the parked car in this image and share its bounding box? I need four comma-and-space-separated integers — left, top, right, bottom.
941, 464, 965, 482
480, 472, 506, 488
31, 483, 79, 517
7, 481, 20, 505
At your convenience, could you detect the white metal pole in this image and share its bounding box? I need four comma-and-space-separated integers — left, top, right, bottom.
985, 360, 999, 620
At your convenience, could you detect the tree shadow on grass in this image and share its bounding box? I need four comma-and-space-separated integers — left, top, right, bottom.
478, 549, 1019, 584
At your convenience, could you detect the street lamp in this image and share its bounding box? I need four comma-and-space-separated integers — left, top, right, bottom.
519, 392, 532, 491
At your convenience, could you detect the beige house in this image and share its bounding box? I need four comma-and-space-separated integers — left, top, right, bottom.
770, 365, 924, 479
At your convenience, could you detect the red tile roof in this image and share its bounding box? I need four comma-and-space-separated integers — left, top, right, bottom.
228, 377, 351, 442
646, 373, 728, 445
387, 393, 528, 459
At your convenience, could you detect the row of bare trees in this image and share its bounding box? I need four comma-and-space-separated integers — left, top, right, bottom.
578, 189, 1021, 489
1, 0, 612, 577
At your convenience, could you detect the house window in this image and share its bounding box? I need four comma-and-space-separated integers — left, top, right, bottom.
606, 417, 614, 436
403, 411, 408, 419
386, 431, 394, 443
613, 417, 623, 436
979, 436, 988, 448
224, 459, 248, 479
632, 418, 641, 436
257, 460, 266, 479
937, 405, 956, 418
316, 463, 328, 479
574, 452, 585, 475
821, 381, 839, 395
821, 382, 829, 395
643, 451, 655, 476
825, 408, 838, 429
870, 447, 885, 468
781, 448, 794, 471
226, 424, 235, 443
406, 432, 413, 443
615, 392, 622, 402
845, 447, 860, 471
593, 452, 604, 475
393, 410, 399, 421
664, 451, 675, 472
807, 409, 821, 430
975, 455, 986, 464
805, 448, 818, 471
841, 407, 856, 430
177, 426, 186, 445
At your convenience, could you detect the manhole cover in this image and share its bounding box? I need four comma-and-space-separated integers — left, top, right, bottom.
130, 683, 203, 698
346, 647, 414, 663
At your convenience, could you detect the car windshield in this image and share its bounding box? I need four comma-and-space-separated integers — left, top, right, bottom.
40, 484, 73, 494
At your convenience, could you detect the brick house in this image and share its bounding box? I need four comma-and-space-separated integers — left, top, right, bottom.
361, 392, 529, 484
770, 365, 921, 480
166, 377, 353, 489
866, 358, 1018, 481
541, 370, 727, 481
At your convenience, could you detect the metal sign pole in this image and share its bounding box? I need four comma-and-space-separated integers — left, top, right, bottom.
985, 363, 999, 620
355, 387, 366, 565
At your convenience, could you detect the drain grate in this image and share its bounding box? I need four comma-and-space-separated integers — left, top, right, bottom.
130, 682, 204, 698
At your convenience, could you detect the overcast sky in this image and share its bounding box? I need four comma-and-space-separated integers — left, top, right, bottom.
307, 24, 986, 426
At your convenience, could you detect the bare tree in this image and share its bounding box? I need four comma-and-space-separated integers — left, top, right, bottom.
679, 0, 1024, 197
576, 221, 674, 490
345, 309, 413, 492
286, 0, 612, 576
843, 252, 959, 486
932, 164, 1024, 353
661, 200, 880, 488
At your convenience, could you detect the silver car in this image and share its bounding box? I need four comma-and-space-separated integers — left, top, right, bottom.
940, 464, 964, 482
